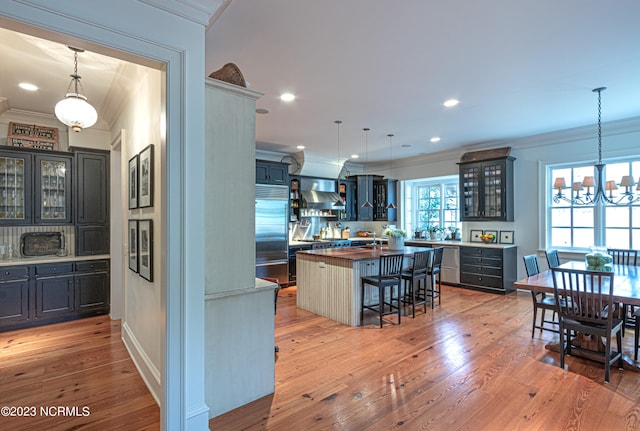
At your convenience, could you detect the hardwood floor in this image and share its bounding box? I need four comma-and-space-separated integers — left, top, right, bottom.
211, 285, 640, 431
0, 317, 159, 431
2, 286, 638, 431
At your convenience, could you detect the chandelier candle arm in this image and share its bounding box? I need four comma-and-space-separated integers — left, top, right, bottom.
333, 120, 345, 207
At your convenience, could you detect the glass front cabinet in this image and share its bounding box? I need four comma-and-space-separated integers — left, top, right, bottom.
0, 149, 72, 225
0, 151, 32, 224
35, 155, 72, 224
459, 156, 515, 222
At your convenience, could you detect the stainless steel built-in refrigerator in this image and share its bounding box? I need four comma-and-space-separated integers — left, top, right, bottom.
255, 184, 289, 284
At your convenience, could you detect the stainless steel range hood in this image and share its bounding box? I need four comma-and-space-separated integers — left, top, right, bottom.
300, 176, 341, 209
300, 190, 341, 207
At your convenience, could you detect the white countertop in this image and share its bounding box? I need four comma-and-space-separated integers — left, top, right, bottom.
0, 254, 110, 267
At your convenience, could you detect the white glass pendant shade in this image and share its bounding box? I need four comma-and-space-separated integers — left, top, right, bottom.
55, 92, 98, 133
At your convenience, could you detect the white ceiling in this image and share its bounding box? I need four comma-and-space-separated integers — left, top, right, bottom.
1, 1, 640, 165
205, 0, 640, 162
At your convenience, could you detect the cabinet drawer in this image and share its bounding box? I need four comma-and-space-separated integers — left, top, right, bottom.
0, 266, 30, 281
75, 260, 110, 273
461, 264, 503, 277
461, 255, 503, 268
460, 247, 502, 258
460, 272, 503, 289
35, 263, 74, 276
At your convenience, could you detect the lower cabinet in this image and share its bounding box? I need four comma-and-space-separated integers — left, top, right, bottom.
0, 266, 31, 329
0, 259, 110, 332
459, 246, 517, 293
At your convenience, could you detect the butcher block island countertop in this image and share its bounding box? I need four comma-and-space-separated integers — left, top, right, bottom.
296, 245, 429, 326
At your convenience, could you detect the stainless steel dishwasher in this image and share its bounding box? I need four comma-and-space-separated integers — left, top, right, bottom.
440, 246, 460, 285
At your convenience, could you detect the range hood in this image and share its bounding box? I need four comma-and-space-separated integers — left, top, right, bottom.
291, 150, 347, 178
300, 190, 342, 207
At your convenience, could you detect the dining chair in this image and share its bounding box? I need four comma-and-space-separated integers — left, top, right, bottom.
361, 253, 404, 327
607, 248, 639, 331
551, 267, 624, 382
545, 249, 561, 269
425, 247, 444, 308
523, 254, 560, 337
400, 249, 432, 318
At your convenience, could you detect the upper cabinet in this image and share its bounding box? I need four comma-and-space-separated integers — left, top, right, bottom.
74, 149, 110, 256
373, 178, 397, 222
34, 154, 73, 224
0, 148, 72, 225
347, 175, 396, 221
0, 150, 33, 224
458, 148, 515, 222
256, 160, 288, 185
337, 178, 357, 221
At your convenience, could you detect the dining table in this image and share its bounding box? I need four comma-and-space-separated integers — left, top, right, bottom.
514, 260, 640, 370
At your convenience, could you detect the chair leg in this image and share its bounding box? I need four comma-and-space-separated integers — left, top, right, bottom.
360, 280, 365, 325
430, 274, 436, 309
396, 283, 401, 324
437, 274, 441, 305
559, 324, 565, 371
604, 332, 612, 383
378, 285, 384, 328
410, 279, 416, 318
531, 302, 538, 338
617, 330, 624, 370
635, 316, 639, 362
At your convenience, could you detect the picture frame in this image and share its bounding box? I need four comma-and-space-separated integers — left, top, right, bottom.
128, 219, 138, 272
499, 230, 515, 244
483, 230, 498, 243
470, 229, 483, 242
138, 219, 153, 281
139, 144, 154, 208
128, 155, 138, 209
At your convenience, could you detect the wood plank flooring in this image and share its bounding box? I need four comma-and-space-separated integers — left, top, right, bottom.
2, 285, 638, 431
211, 285, 640, 431
0, 317, 159, 431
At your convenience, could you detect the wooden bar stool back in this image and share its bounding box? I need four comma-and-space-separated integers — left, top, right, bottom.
401, 249, 432, 318
360, 253, 404, 327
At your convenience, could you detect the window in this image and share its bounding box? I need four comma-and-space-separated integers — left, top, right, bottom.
548, 158, 640, 250
403, 176, 459, 236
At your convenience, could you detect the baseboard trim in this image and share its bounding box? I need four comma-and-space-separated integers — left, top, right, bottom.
121, 321, 162, 407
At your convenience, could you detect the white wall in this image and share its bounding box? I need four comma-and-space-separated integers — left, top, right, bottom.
391, 117, 640, 281
0, 2, 210, 430
111, 67, 164, 402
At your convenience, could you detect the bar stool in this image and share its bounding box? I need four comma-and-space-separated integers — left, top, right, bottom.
361, 253, 404, 327
400, 249, 432, 318
425, 247, 444, 308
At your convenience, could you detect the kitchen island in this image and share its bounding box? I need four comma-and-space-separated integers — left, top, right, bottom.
296, 245, 429, 326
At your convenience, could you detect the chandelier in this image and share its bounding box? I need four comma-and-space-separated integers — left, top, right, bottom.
552, 87, 640, 205
54, 47, 98, 133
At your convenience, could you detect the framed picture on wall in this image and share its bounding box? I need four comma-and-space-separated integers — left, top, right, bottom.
128, 155, 138, 209
470, 230, 483, 242
128, 219, 138, 272
139, 144, 154, 208
500, 230, 514, 244
138, 219, 153, 281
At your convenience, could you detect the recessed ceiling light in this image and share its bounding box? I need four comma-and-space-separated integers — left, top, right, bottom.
296, 145, 305, 149
19, 82, 38, 91
280, 92, 295, 102
255, 108, 270, 114
401, 144, 411, 148
443, 99, 459, 108
350, 154, 359, 159
430, 137, 441, 143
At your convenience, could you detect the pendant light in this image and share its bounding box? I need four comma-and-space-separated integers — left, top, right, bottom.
386, 134, 396, 209
54, 47, 98, 133
361, 128, 373, 208
333, 120, 345, 207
